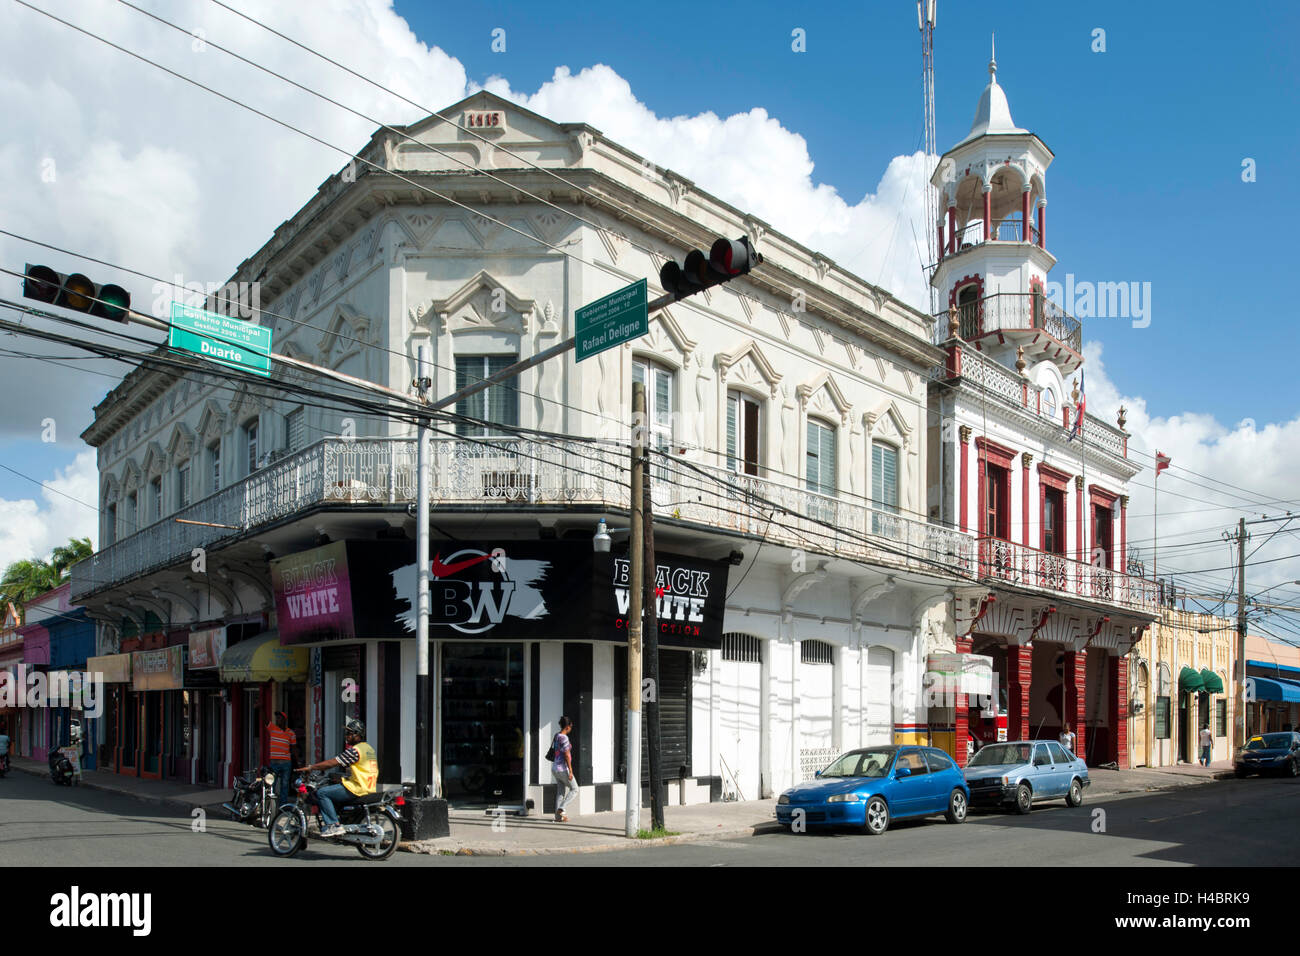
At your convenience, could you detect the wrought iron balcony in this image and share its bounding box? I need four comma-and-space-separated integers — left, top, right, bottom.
70, 437, 1156, 615
932, 293, 1082, 354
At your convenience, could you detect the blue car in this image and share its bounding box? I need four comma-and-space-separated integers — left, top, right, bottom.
1234, 732, 1300, 777
963, 740, 1089, 813
776, 746, 970, 835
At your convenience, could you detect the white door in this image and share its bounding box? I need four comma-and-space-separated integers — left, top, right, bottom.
717, 635, 762, 800
865, 646, 895, 745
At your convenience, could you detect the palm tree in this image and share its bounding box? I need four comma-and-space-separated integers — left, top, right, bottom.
0, 558, 60, 608
50, 537, 93, 577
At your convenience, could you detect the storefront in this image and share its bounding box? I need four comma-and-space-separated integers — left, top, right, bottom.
270, 537, 730, 811
218, 631, 309, 778
87, 653, 132, 771
128, 645, 186, 779
187, 627, 226, 785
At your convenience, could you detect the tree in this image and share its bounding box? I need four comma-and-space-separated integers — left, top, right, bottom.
50, 537, 92, 577
0, 537, 94, 609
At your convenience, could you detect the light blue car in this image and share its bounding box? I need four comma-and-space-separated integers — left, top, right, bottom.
963, 740, 1089, 813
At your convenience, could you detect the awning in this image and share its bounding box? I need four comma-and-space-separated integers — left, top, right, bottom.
1178, 666, 1204, 693
1247, 659, 1300, 676
1199, 668, 1225, 694
1246, 676, 1300, 703
219, 632, 309, 683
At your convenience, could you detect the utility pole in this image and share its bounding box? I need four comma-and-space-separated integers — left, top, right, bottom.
415, 345, 432, 795
1235, 516, 1247, 750
626, 381, 645, 838
642, 435, 664, 831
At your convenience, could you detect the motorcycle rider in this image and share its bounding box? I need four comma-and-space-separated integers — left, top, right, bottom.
294, 717, 377, 838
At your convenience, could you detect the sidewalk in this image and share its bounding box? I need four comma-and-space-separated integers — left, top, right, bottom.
8, 754, 1238, 856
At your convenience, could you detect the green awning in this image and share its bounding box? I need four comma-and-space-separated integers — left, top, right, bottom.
1178, 666, 1204, 693
1199, 668, 1225, 694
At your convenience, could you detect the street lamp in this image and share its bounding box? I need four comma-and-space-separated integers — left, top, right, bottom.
592, 518, 630, 553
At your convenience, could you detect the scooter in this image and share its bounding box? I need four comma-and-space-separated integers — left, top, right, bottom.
0, 752, 9, 778
267, 771, 404, 861
49, 747, 77, 786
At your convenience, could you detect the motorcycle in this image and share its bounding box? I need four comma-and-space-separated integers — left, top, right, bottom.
267, 771, 404, 861
222, 766, 279, 829
0, 752, 9, 778
49, 747, 77, 786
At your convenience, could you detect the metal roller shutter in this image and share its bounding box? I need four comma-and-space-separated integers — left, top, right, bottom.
615, 647, 692, 782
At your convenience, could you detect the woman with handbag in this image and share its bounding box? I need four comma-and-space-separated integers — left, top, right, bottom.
546, 716, 578, 822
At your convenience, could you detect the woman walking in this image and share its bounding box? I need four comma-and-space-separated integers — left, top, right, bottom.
551, 716, 578, 822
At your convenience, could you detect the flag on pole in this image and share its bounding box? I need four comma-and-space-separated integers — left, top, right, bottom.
1155, 451, 1171, 475
1067, 370, 1086, 441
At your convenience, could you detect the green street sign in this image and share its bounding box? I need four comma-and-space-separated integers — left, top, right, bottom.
575, 278, 648, 363
168, 301, 273, 377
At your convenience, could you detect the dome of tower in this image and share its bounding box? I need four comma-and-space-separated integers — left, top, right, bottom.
956, 41, 1028, 146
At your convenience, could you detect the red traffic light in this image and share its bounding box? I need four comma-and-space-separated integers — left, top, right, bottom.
22, 265, 60, 303
709, 237, 759, 276
659, 236, 761, 302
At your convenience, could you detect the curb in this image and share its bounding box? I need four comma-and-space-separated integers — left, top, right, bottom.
403, 822, 775, 856
10, 762, 228, 814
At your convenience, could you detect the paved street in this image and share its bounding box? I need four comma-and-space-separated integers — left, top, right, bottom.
2, 769, 1295, 867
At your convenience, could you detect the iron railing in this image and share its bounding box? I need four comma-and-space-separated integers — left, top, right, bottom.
70, 436, 1157, 614
932, 293, 1082, 353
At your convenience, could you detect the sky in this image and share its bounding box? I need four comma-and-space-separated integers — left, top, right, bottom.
0, 0, 1297, 629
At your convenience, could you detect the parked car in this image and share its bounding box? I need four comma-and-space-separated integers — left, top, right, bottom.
775, 745, 970, 836
1234, 732, 1300, 777
963, 740, 1089, 813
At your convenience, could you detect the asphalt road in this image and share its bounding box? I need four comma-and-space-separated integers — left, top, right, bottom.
1, 769, 1295, 867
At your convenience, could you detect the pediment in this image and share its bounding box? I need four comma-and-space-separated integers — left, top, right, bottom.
797, 371, 852, 425
197, 399, 226, 439
863, 399, 913, 445
319, 304, 372, 364
141, 441, 167, 478
716, 338, 781, 398
166, 423, 197, 464
423, 270, 535, 335
639, 307, 697, 366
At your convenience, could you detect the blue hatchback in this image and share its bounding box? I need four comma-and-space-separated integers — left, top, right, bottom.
776, 746, 970, 835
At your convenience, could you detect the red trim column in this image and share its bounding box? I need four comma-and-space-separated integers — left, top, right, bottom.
1037, 200, 1046, 249
937, 221, 945, 262
1064, 650, 1087, 759
954, 632, 973, 768
1008, 644, 1032, 742
948, 205, 957, 254
982, 187, 992, 240
959, 425, 972, 533
1119, 496, 1128, 574
1075, 476, 1084, 564
1022, 188, 1031, 241
1109, 654, 1128, 765
1021, 454, 1032, 546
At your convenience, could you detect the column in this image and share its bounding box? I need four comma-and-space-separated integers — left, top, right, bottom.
1064, 649, 1087, 759
1120, 496, 1128, 574
1075, 475, 1085, 565
1021, 187, 1031, 241
1109, 653, 1128, 765
1021, 454, 1032, 546
954, 631, 972, 767
1037, 200, 1047, 249
936, 220, 945, 262
948, 204, 957, 254
959, 426, 972, 533
982, 186, 992, 240
1008, 644, 1032, 742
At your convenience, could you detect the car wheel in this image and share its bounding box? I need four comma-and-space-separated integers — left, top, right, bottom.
1066, 778, 1084, 807
1290, 757, 1300, 778
945, 789, 967, 824
863, 796, 890, 836
1014, 783, 1033, 814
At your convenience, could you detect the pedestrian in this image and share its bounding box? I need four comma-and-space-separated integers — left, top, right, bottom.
266, 710, 298, 806
1199, 724, 1212, 767
1059, 721, 1077, 756
549, 715, 578, 822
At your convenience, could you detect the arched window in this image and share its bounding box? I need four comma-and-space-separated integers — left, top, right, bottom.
800, 639, 834, 665
957, 283, 980, 338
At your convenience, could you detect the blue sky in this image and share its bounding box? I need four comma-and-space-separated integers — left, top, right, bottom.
397, 0, 1298, 426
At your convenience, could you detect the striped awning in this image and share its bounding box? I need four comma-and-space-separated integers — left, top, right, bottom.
1199, 668, 1225, 694
219, 632, 308, 683
1178, 666, 1204, 693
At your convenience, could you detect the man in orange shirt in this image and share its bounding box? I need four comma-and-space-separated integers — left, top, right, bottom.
266, 711, 298, 806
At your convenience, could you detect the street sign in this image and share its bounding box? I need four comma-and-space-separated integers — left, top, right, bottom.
575, 278, 648, 363
168, 301, 272, 377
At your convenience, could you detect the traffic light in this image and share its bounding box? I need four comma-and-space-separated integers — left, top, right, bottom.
21, 263, 131, 322
659, 236, 761, 302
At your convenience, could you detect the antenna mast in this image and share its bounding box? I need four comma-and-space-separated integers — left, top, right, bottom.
919, 0, 938, 314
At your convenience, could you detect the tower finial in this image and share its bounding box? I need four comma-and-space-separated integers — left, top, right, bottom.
989, 33, 997, 79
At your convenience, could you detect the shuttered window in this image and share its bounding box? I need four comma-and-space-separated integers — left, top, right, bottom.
805, 420, 836, 496
286, 408, 305, 452
726, 393, 761, 475
872, 441, 899, 513
721, 633, 762, 663
455, 355, 519, 438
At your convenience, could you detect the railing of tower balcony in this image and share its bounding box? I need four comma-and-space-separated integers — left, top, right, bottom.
69, 437, 1157, 614
931, 293, 1082, 354
943, 219, 1040, 251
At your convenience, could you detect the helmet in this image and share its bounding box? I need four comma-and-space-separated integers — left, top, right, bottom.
344, 717, 365, 738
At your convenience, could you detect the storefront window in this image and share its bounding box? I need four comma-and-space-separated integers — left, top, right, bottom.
1154, 696, 1171, 739
1215, 698, 1227, 738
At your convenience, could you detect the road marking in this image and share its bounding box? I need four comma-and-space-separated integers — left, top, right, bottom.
1144, 809, 1206, 824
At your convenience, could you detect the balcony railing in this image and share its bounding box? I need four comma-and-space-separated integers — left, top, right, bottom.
947, 219, 1039, 250
70, 437, 1157, 615
933, 293, 1082, 354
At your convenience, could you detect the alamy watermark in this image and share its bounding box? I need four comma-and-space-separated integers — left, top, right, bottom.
0, 666, 104, 719
151, 274, 262, 320
1044, 273, 1151, 329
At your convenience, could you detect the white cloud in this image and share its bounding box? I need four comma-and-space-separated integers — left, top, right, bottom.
1083, 344, 1300, 606
0, 449, 98, 571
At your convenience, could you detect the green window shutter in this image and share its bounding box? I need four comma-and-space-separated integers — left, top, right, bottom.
822, 425, 836, 494
806, 421, 819, 490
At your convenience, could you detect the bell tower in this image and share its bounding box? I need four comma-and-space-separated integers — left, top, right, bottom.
930, 39, 1079, 375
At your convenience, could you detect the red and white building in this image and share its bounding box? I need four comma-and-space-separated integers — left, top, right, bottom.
925, 51, 1157, 765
